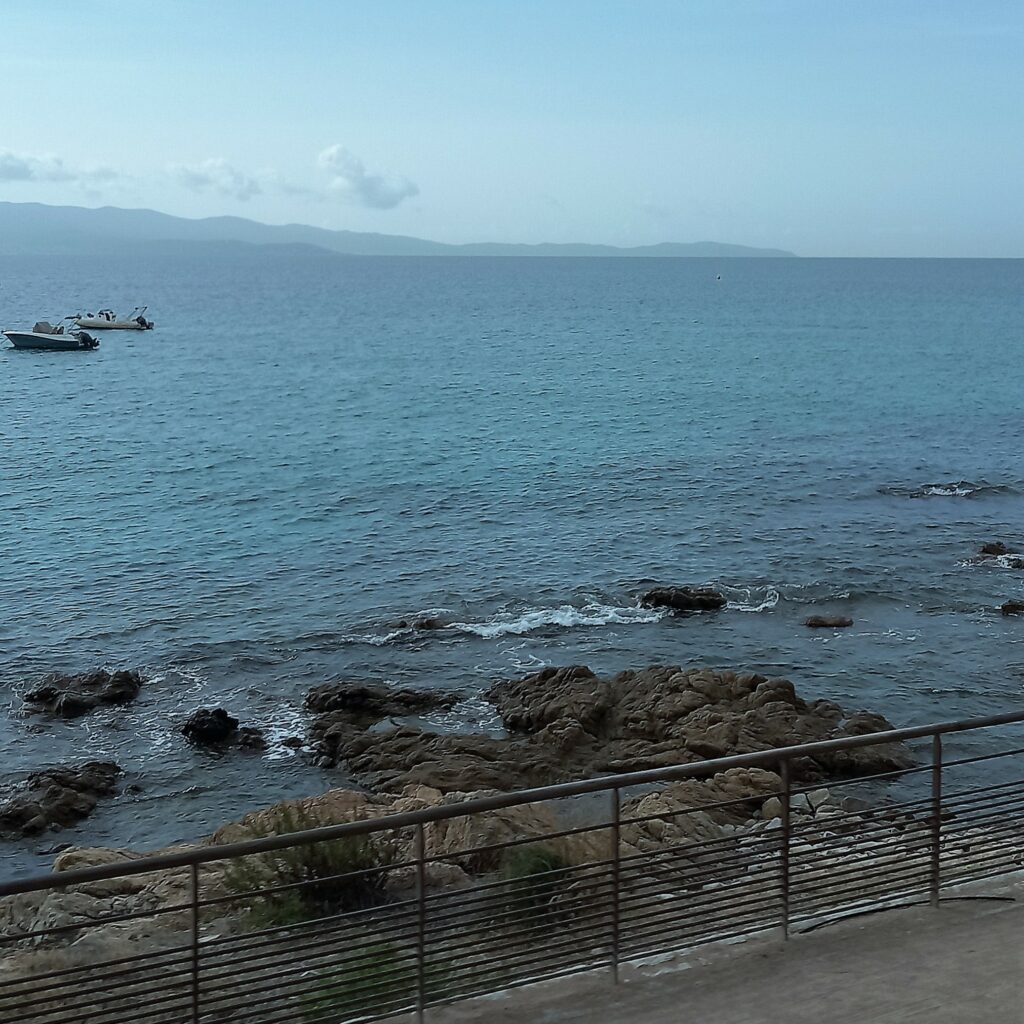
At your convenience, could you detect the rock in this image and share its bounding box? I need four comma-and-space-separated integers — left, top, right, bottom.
1002, 600, 1024, 616
328, 664, 914, 793
981, 542, 1010, 556
804, 615, 854, 628
306, 682, 455, 720
181, 709, 268, 751
639, 587, 727, 612
236, 727, 268, 751
0, 763, 122, 839
306, 682, 459, 767
412, 617, 449, 631
181, 708, 238, 744
281, 735, 305, 749
23, 670, 144, 718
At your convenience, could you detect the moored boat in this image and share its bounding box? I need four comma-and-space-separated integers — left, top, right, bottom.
74, 306, 154, 330
4, 320, 99, 351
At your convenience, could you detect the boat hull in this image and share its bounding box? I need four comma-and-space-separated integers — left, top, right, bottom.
4, 331, 99, 351
75, 318, 153, 330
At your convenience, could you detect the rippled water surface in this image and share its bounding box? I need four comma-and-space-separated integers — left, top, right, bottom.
1, 253, 1022, 875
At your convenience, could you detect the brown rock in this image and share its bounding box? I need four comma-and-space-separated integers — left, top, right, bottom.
1001, 600, 1024, 616
639, 587, 727, 612
980, 542, 1010, 556
0, 763, 122, 839
804, 615, 854, 628
328, 664, 913, 794
23, 670, 144, 718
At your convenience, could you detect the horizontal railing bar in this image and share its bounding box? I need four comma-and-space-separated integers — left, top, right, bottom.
422, 907, 617, 960
0, 962, 195, 1018
19, 985, 192, 1024
621, 903, 781, 946
792, 866, 934, 907
0, 942, 195, 997
7, 710, 1024, 897
198, 926, 422, 983
791, 863, 934, 905
422, 956, 610, 1011
791, 879, 933, 922
198, 953, 420, 1012
619, 908, 780, 953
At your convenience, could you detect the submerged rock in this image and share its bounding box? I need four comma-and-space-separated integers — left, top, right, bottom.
980, 542, 1011, 556
804, 615, 854, 628
23, 670, 144, 718
639, 586, 727, 612
0, 762, 122, 839
328, 664, 914, 793
412, 617, 450, 631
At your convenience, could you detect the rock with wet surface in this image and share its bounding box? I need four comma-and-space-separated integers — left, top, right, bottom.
639, 586, 727, 612
980, 542, 1011, 556
804, 615, 854, 628
181, 708, 239, 744
23, 670, 144, 718
331, 664, 914, 794
0, 762, 122, 839
1001, 600, 1024, 616
306, 682, 459, 767
181, 709, 268, 750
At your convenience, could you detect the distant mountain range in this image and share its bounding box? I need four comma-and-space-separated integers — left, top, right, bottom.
0, 202, 796, 258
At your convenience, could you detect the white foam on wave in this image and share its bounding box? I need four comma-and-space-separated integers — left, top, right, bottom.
345, 628, 413, 646
992, 554, 1024, 570
450, 601, 664, 640
921, 484, 977, 497
723, 587, 781, 613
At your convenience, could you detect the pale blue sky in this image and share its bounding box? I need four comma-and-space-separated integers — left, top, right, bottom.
1, 1, 1021, 255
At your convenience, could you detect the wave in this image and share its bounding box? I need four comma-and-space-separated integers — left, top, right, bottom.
719, 585, 781, 612
878, 480, 1019, 499
449, 601, 664, 639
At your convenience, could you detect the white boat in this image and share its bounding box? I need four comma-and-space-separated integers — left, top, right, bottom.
74, 306, 154, 330
4, 320, 99, 351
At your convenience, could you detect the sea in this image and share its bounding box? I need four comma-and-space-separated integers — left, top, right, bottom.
1, 251, 1022, 878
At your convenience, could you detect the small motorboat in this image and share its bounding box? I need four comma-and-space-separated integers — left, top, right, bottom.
4, 319, 99, 351
74, 306, 154, 330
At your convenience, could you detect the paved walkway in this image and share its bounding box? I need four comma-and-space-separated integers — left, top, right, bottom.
422, 895, 1023, 1023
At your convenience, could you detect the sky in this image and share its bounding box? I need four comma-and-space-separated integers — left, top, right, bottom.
1, 1, 1022, 256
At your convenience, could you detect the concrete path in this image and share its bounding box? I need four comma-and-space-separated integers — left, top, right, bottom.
421, 895, 1023, 1023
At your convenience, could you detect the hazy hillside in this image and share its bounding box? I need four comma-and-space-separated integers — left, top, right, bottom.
0, 202, 796, 257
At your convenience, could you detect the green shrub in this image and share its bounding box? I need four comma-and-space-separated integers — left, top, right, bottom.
500, 844, 573, 916
301, 942, 414, 1021
222, 803, 395, 927
301, 941, 455, 1021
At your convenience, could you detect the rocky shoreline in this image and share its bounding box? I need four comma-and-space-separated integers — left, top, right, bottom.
1, 542, 1018, 854
1, 658, 914, 848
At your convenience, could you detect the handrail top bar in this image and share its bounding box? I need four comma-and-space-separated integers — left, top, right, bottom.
3, 709, 1024, 897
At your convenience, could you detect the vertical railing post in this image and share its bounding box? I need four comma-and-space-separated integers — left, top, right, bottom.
609, 786, 621, 983
415, 823, 427, 1023
189, 863, 201, 1024
779, 757, 791, 941
931, 734, 942, 907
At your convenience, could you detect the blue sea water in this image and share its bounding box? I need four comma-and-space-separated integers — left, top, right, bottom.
1, 251, 1022, 875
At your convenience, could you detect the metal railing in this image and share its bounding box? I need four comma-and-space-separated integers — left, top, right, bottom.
2, 710, 1024, 1023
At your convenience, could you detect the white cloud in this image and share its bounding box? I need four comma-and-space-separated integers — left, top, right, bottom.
171, 158, 262, 201
0, 150, 117, 186
317, 145, 418, 209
